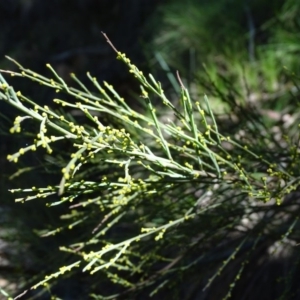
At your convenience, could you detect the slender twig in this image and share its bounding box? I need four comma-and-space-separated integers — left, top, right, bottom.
101, 31, 119, 54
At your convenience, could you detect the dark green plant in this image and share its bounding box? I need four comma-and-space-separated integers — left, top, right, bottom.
0, 32, 299, 300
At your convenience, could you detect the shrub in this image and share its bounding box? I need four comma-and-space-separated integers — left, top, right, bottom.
0, 33, 300, 299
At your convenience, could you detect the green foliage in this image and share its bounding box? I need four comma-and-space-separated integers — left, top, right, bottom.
0, 31, 300, 300
149, 0, 300, 114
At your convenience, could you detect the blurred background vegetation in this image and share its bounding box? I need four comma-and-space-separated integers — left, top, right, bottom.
0, 0, 300, 299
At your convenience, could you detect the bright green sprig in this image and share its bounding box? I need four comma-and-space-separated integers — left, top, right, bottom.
0, 32, 299, 300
